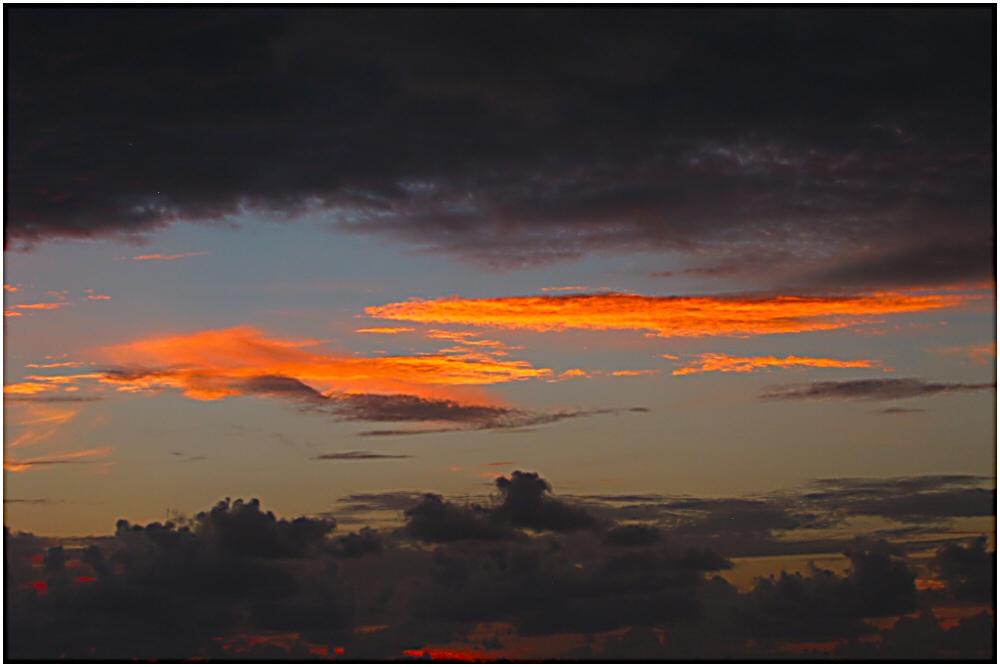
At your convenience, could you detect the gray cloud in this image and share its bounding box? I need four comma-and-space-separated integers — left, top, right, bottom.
5, 8, 992, 288
761, 378, 996, 402
314, 451, 413, 461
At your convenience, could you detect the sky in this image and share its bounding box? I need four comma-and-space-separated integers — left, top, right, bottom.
4, 6, 996, 661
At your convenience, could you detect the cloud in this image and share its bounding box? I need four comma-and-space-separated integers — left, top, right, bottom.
366, 291, 967, 338
131, 251, 211, 261
876, 407, 925, 415
934, 342, 997, 365
611, 369, 661, 377
5, 301, 73, 312
4, 446, 113, 472
933, 537, 995, 602
4, 283, 20, 292
354, 327, 415, 334
314, 451, 413, 461
5, 9, 992, 289
98, 326, 550, 399
5, 473, 995, 661
761, 378, 996, 402
671, 353, 884, 376
87, 294, 111, 300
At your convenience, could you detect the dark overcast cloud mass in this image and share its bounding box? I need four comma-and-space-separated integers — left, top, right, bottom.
6, 7, 993, 285
5, 472, 995, 660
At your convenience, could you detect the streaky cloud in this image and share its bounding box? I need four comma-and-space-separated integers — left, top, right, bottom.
761, 378, 996, 402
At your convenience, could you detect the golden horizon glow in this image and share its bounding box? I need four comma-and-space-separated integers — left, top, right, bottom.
366, 291, 967, 338
670, 353, 885, 375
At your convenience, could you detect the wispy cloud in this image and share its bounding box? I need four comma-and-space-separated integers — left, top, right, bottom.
4, 446, 113, 472
87, 294, 111, 301
4, 284, 19, 292
761, 378, 996, 402
314, 451, 414, 460
611, 369, 661, 377
671, 353, 884, 376
131, 251, 211, 261
367, 291, 967, 338
933, 342, 997, 365
355, 327, 416, 334
97, 325, 550, 400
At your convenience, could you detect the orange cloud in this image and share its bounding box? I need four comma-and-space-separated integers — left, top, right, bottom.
355, 327, 416, 334
4, 284, 19, 292
366, 291, 967, 338
539, 286, 591, 292
611, 369, 661, 377
935, 342, 997, 365
7, 302, 73, 311
97, 325, 550, 401
132, 251, 211, 261
87, 294, 111, 301
24, 362, 86, 369
559, 369, 591, 379
4, 382, 54, 395
671, 353, 885, 376
4, 446, 112, 472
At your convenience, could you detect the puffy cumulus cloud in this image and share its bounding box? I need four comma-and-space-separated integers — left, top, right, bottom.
932, 538, 995, 603
5, 498, 352, 660
6, 9, 993, 290
367, 291, 967, 338
5, 473, 996, 661
761, 377, 996, 402
400, 472, 596, 543
737, 549, 918, 640
671, 353, 883, 376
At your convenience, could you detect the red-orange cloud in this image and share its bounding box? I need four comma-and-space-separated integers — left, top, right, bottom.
355, 327, 415, 334
132, 251, 211, 261
99, 325, 550, 401
670, 353, 884, 376
366, 291, 966, 338
4, 446, 112, 472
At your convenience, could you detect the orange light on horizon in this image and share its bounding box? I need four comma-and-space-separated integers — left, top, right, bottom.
670, 353, 885, 375
366, 291, 968, 338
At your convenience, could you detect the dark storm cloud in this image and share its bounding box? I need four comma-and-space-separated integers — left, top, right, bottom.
400, 472, 597, 543
314, 451, 413, 461
761, 377, 996, 402
933, 537, 995, 602
5, 498, 352, 660
6, 8, 993, 286
5, 473, 996, 661
738, 549, 918, 640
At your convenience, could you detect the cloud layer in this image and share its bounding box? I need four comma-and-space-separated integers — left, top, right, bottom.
6, 8, 992, 287
6, 471, 995, 660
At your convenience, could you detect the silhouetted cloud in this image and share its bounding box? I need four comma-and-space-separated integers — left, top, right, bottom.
761, 378, 996, 401
4, 473, 995, 661
314, 451, 413, 461
5, 9, 992, 288
933, 537, 995, 602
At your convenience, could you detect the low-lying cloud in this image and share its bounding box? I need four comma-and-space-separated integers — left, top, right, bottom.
761, 378, 996, 402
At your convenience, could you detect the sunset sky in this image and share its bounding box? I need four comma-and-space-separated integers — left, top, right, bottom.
4, 7, 996, 661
